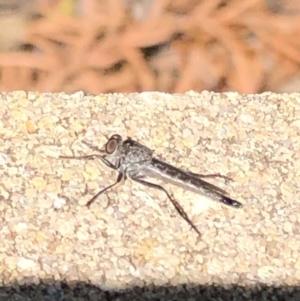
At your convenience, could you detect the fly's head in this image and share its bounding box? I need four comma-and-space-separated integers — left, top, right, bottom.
101, 134, 124, 164
82, 134, 123, 169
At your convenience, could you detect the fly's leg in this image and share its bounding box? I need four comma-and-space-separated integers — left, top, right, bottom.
82, 140, 105, 153
86, 172, 124, 208
59, 153, 117, 170
131, 177, 202, 238
60, 153, 122, 207
59, 154, 102, 160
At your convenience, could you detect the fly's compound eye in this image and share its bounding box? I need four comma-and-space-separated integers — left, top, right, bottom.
105, 135, 121, 154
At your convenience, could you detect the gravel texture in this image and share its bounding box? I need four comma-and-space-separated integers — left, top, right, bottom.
0, 91, 299, 299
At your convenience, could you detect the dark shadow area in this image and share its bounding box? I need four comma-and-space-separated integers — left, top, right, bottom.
0, 280, 300, 301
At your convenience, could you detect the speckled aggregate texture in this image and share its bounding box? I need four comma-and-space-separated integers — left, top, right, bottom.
0, 91, 299, 298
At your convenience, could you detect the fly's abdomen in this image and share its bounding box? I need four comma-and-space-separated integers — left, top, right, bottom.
219, 195, 243, 208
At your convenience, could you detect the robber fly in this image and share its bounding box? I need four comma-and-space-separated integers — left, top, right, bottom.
60, 134, 242, 237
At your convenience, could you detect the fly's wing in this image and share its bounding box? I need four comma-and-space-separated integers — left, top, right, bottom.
146, 158, 230, 196
193, 176, 228, 195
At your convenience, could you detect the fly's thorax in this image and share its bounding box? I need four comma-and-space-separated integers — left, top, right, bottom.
118, 144, 153, 176
122, 146, 152, 165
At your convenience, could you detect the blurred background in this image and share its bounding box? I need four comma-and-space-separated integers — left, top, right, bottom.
0, 0, 300, 94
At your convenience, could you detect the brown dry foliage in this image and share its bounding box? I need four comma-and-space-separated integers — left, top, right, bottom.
0, 0, 300, 93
